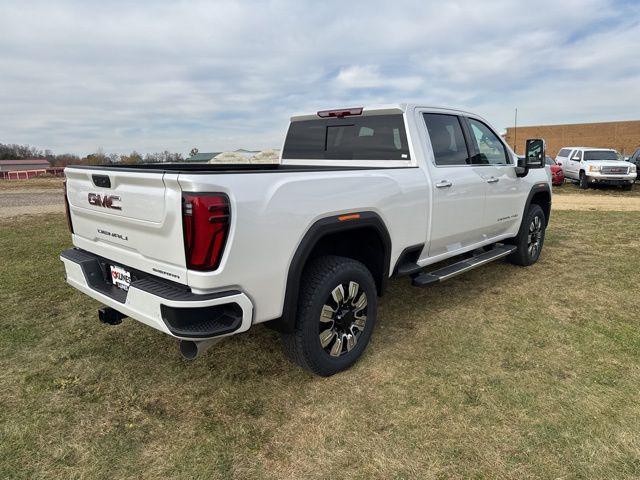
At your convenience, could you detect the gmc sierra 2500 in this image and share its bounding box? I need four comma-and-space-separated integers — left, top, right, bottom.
60, 104, 551, 376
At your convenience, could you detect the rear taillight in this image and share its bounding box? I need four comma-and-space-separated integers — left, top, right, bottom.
63, 179, 74, 233
182, 193, 230, 271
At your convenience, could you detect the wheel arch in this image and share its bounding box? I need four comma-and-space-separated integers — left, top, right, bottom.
273, 211, 391, 333
524, 183, 551, 226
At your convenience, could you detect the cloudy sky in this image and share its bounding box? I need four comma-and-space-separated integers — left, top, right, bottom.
1, 0, 639, 156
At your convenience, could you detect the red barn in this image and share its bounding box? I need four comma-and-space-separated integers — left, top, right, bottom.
0, 159, 54, 179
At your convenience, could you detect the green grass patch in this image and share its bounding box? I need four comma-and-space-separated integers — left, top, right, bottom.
1, 211, 640, 479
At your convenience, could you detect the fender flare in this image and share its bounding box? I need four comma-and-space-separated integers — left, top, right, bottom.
522, 182, 551, 227
275, 211, 391, 333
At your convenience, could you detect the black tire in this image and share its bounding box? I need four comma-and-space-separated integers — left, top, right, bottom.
281, 255, 377, 376
508, 204, 546, 267
622, 184, 633, 191
579, 171, 589, 189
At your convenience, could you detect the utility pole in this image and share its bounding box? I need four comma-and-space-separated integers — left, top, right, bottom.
513, 108, 518, 154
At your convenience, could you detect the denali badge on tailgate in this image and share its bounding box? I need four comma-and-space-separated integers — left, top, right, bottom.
88, 192, 121, 210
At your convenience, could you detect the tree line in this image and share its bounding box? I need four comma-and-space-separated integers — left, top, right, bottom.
0, 143, 184, 166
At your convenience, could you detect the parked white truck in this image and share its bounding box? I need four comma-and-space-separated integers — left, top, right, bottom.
555, 147, 637, 189
61, 105, 551, 376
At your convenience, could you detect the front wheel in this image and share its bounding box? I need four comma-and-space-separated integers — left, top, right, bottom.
508, 204, 546, 266
579, 171, 589, 189
281, 255, 377, 376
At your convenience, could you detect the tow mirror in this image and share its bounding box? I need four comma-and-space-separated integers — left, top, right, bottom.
520, 138, 545, 169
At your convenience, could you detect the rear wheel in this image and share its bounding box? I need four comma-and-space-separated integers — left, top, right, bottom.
508, 204, 546, 266
579, 171, 589, 189
281, 255, 377, 376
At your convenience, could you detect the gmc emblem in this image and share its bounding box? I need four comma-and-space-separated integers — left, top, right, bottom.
88, 193, 122, 210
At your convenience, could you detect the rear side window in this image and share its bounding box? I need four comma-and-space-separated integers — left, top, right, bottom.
281, 114, 410, 160
423, 113, 470, 166
557, 148, 572, 157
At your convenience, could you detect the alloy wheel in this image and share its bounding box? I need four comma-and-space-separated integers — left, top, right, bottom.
527, 215, 543, 258
318, 281, 368, 357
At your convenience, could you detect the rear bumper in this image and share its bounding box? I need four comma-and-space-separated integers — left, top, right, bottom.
60, 248, 253, 340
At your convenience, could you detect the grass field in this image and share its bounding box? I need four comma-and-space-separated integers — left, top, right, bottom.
0, 177, 63, 191
1, 208, 640, 479
556, 181, 640, 197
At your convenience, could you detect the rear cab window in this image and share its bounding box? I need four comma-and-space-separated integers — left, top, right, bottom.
282, 114, 410, 160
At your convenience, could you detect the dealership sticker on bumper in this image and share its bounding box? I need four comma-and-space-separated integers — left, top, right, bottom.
110, 265, 131, 291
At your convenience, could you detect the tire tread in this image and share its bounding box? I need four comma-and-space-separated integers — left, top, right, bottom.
508, 203, 546, 267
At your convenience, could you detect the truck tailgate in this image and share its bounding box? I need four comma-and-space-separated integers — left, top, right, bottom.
65, 167, 187, 283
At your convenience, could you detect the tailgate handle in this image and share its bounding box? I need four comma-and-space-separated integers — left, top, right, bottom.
92, 174, 111, 188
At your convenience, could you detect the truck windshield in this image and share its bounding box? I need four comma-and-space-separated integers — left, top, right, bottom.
282, 114, 410, 160
583, 150, 619, 161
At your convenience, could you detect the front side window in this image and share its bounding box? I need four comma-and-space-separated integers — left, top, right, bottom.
468, 118, 509, 165
423, 113, 470, 166
282, 114, 410, 160
572, 151, 583, 161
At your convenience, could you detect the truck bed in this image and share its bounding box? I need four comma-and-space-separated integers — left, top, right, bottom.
67, 163, 401, 174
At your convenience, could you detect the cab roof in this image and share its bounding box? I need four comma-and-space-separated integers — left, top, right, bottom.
289, 104, 476, 122
561, 147, 618, 152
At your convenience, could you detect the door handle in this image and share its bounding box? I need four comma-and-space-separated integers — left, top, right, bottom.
487, 177, 499, 184
435, 180, 452, 188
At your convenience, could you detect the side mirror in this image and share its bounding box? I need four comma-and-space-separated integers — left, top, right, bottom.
521, 139, 545, 169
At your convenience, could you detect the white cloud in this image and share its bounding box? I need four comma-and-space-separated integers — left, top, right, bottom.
0, 0, 638, 155
335, 65, 423, 91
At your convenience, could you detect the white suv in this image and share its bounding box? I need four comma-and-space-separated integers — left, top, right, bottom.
555, 147, 636, 190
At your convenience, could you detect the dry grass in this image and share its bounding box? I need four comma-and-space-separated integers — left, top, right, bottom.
553, 194, 640, 211
0, 179, 64, 218
0, 177, 64, 191
1, 210, 640, 479
552, 181, 640, 211
554, 181, 640, 197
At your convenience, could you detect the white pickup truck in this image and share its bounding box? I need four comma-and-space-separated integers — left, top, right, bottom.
61, 104, 551, 376
555, 147, 637, 189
